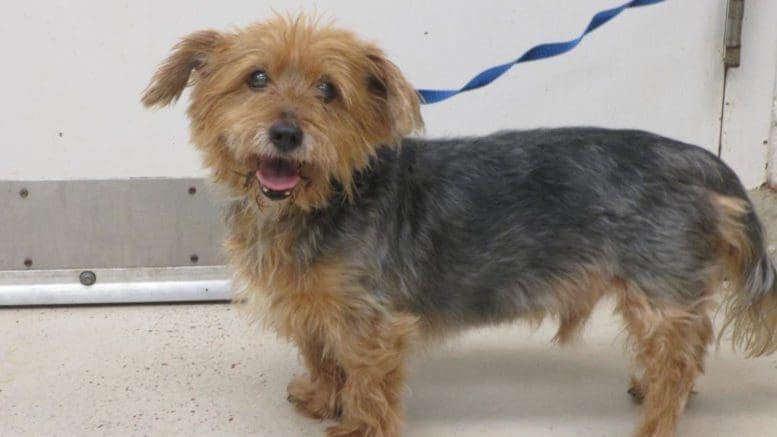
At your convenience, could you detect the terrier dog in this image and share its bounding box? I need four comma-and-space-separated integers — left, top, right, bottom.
143, 15, 777, 437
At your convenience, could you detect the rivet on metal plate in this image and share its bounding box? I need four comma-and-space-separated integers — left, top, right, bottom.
79, 270, 97, 286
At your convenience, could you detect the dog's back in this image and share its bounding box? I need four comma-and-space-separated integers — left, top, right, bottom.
365, 129, 762, 335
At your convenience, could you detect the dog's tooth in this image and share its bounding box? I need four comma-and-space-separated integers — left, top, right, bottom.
261, 186, 269, 193
284, 191, 291, 196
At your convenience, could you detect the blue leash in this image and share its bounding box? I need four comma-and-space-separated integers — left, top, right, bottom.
416, 0, 667, 104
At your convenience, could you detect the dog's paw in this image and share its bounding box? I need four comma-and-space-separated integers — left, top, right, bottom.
326, 424, 358, 437
286, 374, 340, 420
326, 420, 399, 437
628, 375, 698, 406
326, 423, 370, 437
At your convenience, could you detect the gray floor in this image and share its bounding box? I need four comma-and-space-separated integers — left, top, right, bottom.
3, 189, 777, 436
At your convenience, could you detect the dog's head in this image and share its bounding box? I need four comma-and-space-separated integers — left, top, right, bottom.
143, 15, 423, 209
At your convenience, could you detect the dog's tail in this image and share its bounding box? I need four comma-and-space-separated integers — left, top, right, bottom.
715, 194, 777, 357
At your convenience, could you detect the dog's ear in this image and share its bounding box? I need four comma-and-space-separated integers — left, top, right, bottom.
366, 50, 424, 137
142, 30, 224, 107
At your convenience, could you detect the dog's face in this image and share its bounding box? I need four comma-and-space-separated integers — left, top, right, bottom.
142, 16, 423, 210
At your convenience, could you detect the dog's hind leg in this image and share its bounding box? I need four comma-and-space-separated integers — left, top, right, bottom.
618, 289, 713, 437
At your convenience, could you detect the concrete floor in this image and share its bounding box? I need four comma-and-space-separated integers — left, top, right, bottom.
3, 189, 777, 436
3, 302, 777, 436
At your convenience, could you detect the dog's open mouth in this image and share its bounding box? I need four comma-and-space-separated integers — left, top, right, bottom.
255, 156, 301, 200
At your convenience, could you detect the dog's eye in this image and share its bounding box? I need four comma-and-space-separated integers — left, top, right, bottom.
247, 70, 270, 89
317, 81, 337, 103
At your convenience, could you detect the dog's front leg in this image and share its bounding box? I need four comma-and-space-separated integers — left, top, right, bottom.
288, 335, 346, 420
325, 313, 419, 437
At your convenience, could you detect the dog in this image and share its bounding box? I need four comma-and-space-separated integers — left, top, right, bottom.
143, 15, 777, 437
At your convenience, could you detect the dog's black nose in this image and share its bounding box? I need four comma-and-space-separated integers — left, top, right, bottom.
269, 122, 303, 152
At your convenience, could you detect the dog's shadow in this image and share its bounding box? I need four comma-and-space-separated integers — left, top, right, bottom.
405, 344, 777, 425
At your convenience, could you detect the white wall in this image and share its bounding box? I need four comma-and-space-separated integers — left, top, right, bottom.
721, 0, 777, 188
0, 0, 750, 182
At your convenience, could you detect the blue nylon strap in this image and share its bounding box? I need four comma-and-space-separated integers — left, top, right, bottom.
416, 0, 667, 104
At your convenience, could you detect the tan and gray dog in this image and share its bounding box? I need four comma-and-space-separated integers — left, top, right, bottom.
143, 15, 777, 437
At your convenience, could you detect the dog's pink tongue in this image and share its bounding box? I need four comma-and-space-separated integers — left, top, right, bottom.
256, 158, 300, 191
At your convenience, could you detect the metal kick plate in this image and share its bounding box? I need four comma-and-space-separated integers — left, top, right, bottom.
0, 179, 226, 270
0, 266, 231, 306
